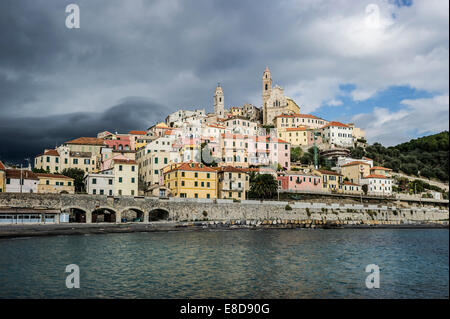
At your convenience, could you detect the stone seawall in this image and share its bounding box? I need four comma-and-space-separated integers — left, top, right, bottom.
167, 199, 449, 226
0, 193, 448, 226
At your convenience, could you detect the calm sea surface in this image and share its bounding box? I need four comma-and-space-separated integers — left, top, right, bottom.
0, 229, 448, 298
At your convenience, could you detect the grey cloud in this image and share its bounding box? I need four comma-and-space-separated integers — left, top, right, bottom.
0, 98, 166, 164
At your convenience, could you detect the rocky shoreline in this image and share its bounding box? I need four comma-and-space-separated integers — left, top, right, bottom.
0, 220, 448, 239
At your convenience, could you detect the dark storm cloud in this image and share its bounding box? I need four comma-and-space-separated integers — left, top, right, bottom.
0, 99, 166, 165
0, 0, 448, 163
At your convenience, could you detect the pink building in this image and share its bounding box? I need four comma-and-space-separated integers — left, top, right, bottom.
277, 171, 322, 192
103, 136, 131, 151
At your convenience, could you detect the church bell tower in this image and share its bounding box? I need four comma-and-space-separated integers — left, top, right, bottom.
214, 83, 225, 118
262, 66, 272, 124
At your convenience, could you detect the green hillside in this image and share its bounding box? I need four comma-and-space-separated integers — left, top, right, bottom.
350, 131, 449, 182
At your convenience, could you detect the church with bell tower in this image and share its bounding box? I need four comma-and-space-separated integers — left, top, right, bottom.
214, 83, 225, 119
262, 66, 300, 125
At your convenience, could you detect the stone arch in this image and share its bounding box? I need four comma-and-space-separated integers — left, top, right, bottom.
92, 207, 118, 223
149, 208, 170, 221
120, 207, 145, 222
61, 206, 88, 223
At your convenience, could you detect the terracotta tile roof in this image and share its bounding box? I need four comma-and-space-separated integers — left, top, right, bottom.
65, 137, 105, 146
206, 124, 226, 129
155, 122, 170, 129
5, 169, 39, 180
44, 149, 59, 156
317, 169, 342, 176
341, 161, 371, 167
321, 121, 350, 129
275, 113, 323, 120
113, 159, 137, 165
216, 166, 247, 173
0, 160, 6, 170
165, 162, 217, 174
285, 127, 308, 131
343, 181, 360, 186
128, 130, 147, 135
370, 166, 392, 171
35, 173, 73, 180
364, 174, 389, 179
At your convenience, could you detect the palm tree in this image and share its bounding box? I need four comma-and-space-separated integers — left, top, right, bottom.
248, 174, 278, 199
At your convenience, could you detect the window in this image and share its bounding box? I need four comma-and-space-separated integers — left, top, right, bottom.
46, 156, 50, 162
118, 190, 122, 195
131, 177, 135, 183
46, 180, 49, 185
64, 158, 68, 164
6, 178, 10, 184
131, 166, 135, 172
164, 158, 168, 164
207, 173, 210, 178
195, 181, 198, 187
73, 159, 78, 164
109, 190, 112, 196
119, 165, 123, 171
84, 159, 90, 165
207, 182, 210, 187
182, 172, 185, 177
93, 178, 97, 184
201, 182, 204, 187
119, 177, 122, 183
68, 182, 72, 186
194, 193, 198, 198
181, 181, 185, 186
195, 172, 198, 178
55, 157, 59, 163
93, 189, 96, 194
154, 158, 158, 164
207, 194, 210, 199
100, 189, 104, 195
131, 190, 135, 196
108, 179, 113, 185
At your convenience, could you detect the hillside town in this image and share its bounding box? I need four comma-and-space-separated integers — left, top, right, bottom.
1, 67, 405, 200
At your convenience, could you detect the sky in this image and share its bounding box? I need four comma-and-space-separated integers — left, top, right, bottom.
0, 0, 448, 165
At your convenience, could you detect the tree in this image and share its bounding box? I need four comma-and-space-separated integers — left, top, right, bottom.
248, 174, 278, 199
362, 184, 368, 195
61, 168, 86, 193
290, 147, 303, 162
196, 142, 219, 167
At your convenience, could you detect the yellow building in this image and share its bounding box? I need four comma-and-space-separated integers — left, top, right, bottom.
163, 162, 217, 199
286, 98, 300, 114
34, 149, 61, 173
370, 166, 392, 177
216, 166, 249, 200
278, 127, 309, 147
112, 159, 138, 196
36, 173, 75, 194
340, 161, 371, 184
229, 107, 243, 116
0, 160, 5, 193
315, 169, 343, 192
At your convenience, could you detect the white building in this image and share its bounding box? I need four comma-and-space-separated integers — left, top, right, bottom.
165, 109, 206, 127
360, 174, 393, 197
5, 169, 39, 193
222, 116, 258, 136
84, 169, 114, 196
321, 121, 354, 148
